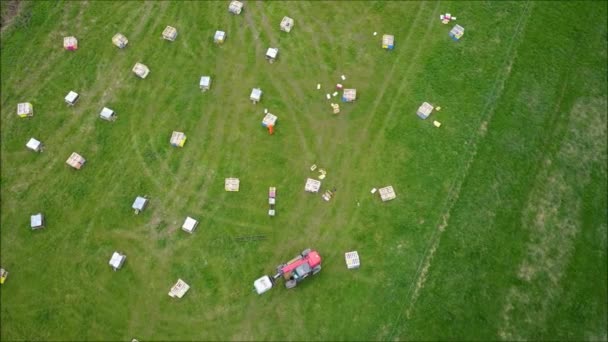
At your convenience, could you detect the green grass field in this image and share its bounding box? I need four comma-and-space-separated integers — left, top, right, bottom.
1, 1, 606, 340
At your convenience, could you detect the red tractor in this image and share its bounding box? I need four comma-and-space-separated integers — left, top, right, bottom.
254, 249, 322, 294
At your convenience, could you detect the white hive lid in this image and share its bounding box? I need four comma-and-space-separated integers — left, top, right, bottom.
266, 48, 278, 58
26, 138, 41, 150
109, 252, 125, 268
30, 213, 43, 227
100, 107, 114, 118
65, 91, 79, 103
182, 217, 198, 232
132, 196, 147, 210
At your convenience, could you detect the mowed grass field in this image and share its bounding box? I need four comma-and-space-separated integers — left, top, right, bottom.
1, 1, 606, 340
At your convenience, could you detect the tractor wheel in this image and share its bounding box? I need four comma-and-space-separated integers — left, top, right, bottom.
312, 265, 322, 275
301, 248, 311, 257
285, 280, 297, 289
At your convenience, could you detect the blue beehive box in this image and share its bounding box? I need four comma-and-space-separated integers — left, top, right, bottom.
449, 24, 464, 41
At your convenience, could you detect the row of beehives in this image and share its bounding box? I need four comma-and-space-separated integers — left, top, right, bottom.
305, 177, 397, 203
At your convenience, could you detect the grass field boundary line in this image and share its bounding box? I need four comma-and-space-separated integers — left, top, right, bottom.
387, 2, 534, 340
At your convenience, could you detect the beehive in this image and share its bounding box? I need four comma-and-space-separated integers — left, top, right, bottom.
225, 178, 240, 192
66, 152, 86, 169
26, 138, 42, 152
382, 34, 394, 50
449, 24, 465, 41
305, 178, 321, 193
379, 186, 396, 202
99, 107, 116, 121
280, 16, 294, 32
250, 88, 262, 103
342, 89, 357, 102
109, 252, 126, 271
17, 102, 33, 118
132, 196, 148, 214
112, 33, 128, 48
162, 26, 178, 41
200, 76, 211, 91
214, 30, 226, 44
181, 217, 198, 234
262, 113, 277, 127
65, 91, 79, 106
416, 102, 434, 119
30, 213, 45, 230
265, 48, 279, 63
132, 63, 150, 79
170, 131, 187, 147
345, 251, 360, 269
168, 279, 190, 298
228, 1, 243, 15
63, 36, 78, 50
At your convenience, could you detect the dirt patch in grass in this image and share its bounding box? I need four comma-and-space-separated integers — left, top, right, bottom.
499, 97, 607, 340
1, 0, 22, 33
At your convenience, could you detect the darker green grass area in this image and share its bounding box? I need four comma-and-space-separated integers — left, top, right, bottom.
1, 1, 606, 341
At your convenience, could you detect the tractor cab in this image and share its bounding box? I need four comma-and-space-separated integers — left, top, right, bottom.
292, 263, 312, 281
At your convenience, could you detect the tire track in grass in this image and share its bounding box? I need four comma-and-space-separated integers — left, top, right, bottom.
386, 3, 533, 340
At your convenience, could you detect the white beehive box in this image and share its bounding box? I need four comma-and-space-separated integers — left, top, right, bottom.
109, 251, 126, 271
17, 102, 33, 118
200, 76, 211, 91
280, 16, 294, 32
162, 26, 178, 41
417, 102, 434, 119
66, 152, 86, 169
112, 33, 128, 48
214, 30, 226, 44
63, 36, 78, 50
168, 279, 190, 298
99, 107, 116, 121
26, 138, 43, 152
262, 113, 277, 127
266, 47, 279, 63
345, 251, 360, 269
132, 63, 150, 79
228, 0, 243, 15
254, 275, 273, 294
132, 196, 148, 213
181, 216, 198, 234
250, 88, 262, 103
379, 185, 396, 202
225, 178, 240, 192
304, 178, 321, 193
30, 213, 45, 230
65, 91, 79, 106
